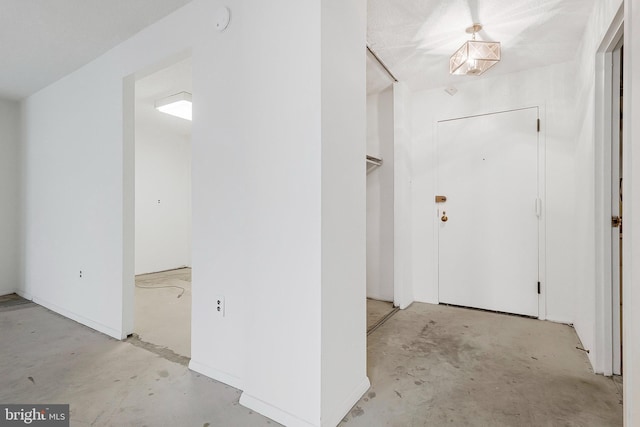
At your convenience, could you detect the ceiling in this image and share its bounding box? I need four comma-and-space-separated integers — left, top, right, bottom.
0, 0, 597, 100
367, 0, 597, 94
0, 0, 192, 99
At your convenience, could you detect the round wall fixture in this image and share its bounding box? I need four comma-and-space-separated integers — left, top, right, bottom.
214, 6, 231, 32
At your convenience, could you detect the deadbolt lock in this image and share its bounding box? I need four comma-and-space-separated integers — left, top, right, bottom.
441, 211, 448, 222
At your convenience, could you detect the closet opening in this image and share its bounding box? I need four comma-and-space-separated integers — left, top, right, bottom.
366, 47, 398, 332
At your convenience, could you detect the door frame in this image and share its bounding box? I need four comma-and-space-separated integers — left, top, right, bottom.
611, 42, 623, 376
434, 105, 547, 319
594, 6, 624, 377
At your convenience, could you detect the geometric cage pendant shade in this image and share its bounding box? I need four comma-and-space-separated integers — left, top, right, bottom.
450, 40, 501, 75
450, 25, 501, 76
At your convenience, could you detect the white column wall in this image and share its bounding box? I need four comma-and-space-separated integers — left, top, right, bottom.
366, 88, 395, 302
410, 62, 576, 322
624, 0, 640, 424
319, 1, 369, 426
232, 1, 324, 425
0, 98, 20, 296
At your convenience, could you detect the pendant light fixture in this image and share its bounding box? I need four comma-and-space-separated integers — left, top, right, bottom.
450, 24, 501, 76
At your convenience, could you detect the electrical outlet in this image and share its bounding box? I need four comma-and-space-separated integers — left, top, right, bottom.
79, 270, 83, 278
215, 296, 225, 317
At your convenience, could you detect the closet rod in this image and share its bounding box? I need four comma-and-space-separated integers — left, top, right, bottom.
366, 45, 398, 83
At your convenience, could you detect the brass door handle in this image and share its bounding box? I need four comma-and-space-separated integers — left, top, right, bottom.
441, 211, 448, 222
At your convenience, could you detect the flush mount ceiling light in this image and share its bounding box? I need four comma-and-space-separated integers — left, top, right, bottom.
155, 92, 192, 121
450, 24, 501, 76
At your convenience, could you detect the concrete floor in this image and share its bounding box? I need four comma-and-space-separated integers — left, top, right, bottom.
0, 298, 622, 426
0, 300, 274, 426
341, 303, 623, 427
135, 268, 191, 358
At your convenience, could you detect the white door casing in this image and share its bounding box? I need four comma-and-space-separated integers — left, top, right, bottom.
437, 107, 540, 317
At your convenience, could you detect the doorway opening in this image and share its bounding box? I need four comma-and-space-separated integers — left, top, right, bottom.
594, 7, 623, 379
132, 57, 193, 358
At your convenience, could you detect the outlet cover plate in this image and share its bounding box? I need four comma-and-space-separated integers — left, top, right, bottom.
215, 295, 225, 317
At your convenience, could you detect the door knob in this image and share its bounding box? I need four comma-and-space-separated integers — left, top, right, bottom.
612, 216, 622, 228
441, 211, 448, 222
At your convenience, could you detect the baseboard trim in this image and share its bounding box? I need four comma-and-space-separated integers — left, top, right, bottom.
397, 300, 413, 310
24, 294, 122, 339
188, 360, 244, 390
239, 376, 371, 427
239, 392, 317, 427
545, 316, 573, 325
412, 297, 439, 306
322, 376, 370, 427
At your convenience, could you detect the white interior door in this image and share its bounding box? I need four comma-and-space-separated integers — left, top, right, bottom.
437, 108, 539, 317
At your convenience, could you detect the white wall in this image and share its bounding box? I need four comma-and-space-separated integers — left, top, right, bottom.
624, 0, 639, 424
0, 98, 20, 296
135, 120, 191, 275
410, 61, 577, 323
20, 1, 367, 426
20, 1, 203, 340
366, 88, 394, 302
571, 0, 623, 371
